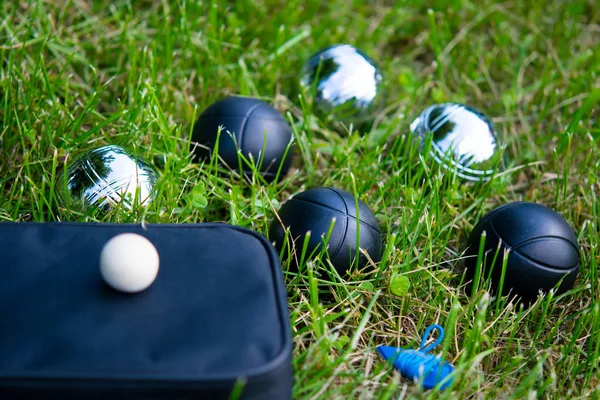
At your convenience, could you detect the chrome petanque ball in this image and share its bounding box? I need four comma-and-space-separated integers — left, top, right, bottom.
56, 145, 158, 211
300, 44, 383, 131
410, 103, 504, 181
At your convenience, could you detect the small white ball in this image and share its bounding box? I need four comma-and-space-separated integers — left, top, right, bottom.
99, 233, 160, 293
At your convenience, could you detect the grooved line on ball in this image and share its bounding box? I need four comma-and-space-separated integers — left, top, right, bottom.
511, 249, 579, 273
511, 235, 580, 255
487, 218, 579, 254
327, 188, 352, 263
239, 103, 264, 158
289, 197, 381, 232
488, 221, 579, 271
511, 247, 579, 271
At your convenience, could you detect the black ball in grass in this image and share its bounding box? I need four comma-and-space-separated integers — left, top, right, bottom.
269, 187, 382, 276
464, 202, 580, 302
190, 96, 294, 182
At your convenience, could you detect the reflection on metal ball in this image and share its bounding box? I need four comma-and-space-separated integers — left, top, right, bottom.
410, 103, 505, 181
300, 44, 383, 130
56, 145, 158, 211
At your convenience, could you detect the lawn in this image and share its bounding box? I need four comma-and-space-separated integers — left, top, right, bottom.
1, 0, 599, 398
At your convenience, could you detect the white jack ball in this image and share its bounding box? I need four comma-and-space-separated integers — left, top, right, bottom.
100, 233, 160, 293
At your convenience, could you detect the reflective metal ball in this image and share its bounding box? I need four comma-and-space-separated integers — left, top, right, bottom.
410, 103, 504, 181
56, 145, 158, 211
300, 44, 383, 130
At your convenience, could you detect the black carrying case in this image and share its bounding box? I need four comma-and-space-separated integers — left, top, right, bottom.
0, 222, 292, 400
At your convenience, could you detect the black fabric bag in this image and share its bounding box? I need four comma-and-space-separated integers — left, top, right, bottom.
0, 222, 292, 400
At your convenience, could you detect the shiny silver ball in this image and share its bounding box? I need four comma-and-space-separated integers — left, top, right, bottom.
410, 103, 505, 181
300, 44, 383, 130
56, 145, 158, 211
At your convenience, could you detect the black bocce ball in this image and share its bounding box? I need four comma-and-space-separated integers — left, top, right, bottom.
464, 202, 580, 302
269, 187, 382, 276
190, 96, 294, 182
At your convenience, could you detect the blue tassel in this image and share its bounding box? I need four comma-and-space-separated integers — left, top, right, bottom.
377, 324, 454, 390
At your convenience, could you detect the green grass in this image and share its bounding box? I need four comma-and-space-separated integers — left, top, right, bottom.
1, 0, 599, 398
